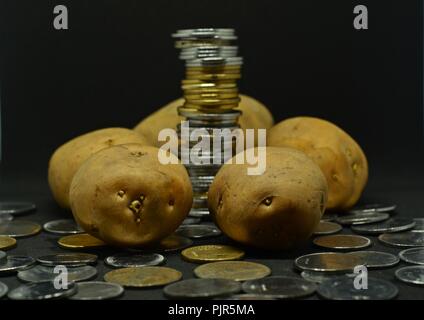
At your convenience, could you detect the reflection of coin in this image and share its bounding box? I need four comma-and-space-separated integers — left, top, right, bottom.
8, 281, 77, 300
70, 282, 124, 300
313, 221, 342, 235
0, 255, 36, 274
0, 213, 13, 223
164, 278, 241, 299
0, 235, 17, 250
43, 219, 84, 235
313, 235, 371, 250
182, 245, 245, 263
301, 271, 352, 284
37, 253, 98, 266
194, 261, 271, 281
346, 251, 399, 269
336, 212, 389, 225
0, 220, 41, 238
395, 266, 424, 285
379, 230, 424, 247
295, 252, 362, 273
105, 253, 165, 268
18, 265, 97, 283
399, 247, 424, 265
58, 234, 106, 249
104, 266, 182, 288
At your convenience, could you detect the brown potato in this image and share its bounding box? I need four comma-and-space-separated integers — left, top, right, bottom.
267, 117, 368, 211
69, 144, 193, 247
48, 128, 150, 209
208, 147, 328, 250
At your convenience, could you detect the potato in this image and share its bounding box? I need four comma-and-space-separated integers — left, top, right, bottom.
133, 94, 274, 147
267, 117, 368, 211
48, 128, 150, 209
69, 144, 193, 247
208, 147, 328, 250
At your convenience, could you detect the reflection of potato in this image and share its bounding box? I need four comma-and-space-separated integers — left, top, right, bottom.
268, 117, 368, 211
48, 128, 149, 209
69, 144, 193, 247
133, 94, 274, 147
208, 147, 328, 250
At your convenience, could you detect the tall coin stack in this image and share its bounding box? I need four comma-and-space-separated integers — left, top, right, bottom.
172, 28, 243, 217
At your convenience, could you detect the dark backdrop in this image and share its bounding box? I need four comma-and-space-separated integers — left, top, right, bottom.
0, 0, 423, 182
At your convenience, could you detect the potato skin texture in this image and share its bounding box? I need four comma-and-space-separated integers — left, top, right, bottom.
69, 144, 193, 247
48, 128, 150, 209
208, 147, 328, 250
267, 117, 368, 211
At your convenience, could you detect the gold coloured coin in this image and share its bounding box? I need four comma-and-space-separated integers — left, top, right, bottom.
313, 234, 371, 250
194, 261, 271, 281
184, 93, 239, 100
0, 235, 17, 250
186, 73, 241, 81
58, 233, 106, 249
104, 266, 182, 288
181, 245, 245, 263
0, 220, 41, 238
313, 221, 343, 235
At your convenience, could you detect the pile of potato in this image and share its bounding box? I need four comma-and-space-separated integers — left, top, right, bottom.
48, 94, 368, 250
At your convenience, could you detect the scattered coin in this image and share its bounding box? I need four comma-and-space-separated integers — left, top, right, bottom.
182, 217, 201, 225
0, 255, 36, 274
0, 201, 36, 215
182, 245, 245, 263
132, 234, 193, 253
351, 218, 415, 235
399, 247, 424, 265
176, 224, 221, 239
58, 233, 106, 249
378, 230, 424, 247
0, 250, 6, 263
349, 203, 397, 214
301, 271, 353, 284
346, 251, 399, 268
0, 235, 16, 250
336, 212, 389, 225
105, 253, 165, 268
222, 294, 276, 300
37, 253, 98, 266
18, 265, 98, 283
413, 218, 424, 231
194, 261, 271, 281
313, 221, 342, 235
242, 276, 317, 299
318, 277, 398, 300
0, 213, 13, 223
104, 266, 182, 288
295, 252, 362, 273
0, 281, 8, 299
313, 234, 371, 250
0, 220, 41, 238
395, 266, 424, 285
69, 281, 124, 300
164, 278, 241, 299
8, 281, 77, 300
43, 219, 84, 235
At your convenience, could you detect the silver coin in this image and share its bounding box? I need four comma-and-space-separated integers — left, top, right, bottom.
37, 253, 98, 266
399, 248, 424, 265
336, 212, 389, 225
0, 255, 36, 274
0, 220, 41, 238
0, 213, 14, 223
69, 281, 124, 300
189, 208, 210, 217
176, 224, 221, 239
0, 250, 6, 263
395, 266, 424, 285
301, 271, 354, 284
378, 230, 424, 247
8, 281, 77, 300
0, 281, 8, 299
349, 203, 397, 214
222, 294, 276, 300
182, 217, 201, 225
321, 213, 338, 222
351, 218, 415, 235
105, 253, 165, 268
346, 251, 399, 269
164, 278, 241, 299
413, 218, 424, 231
43, 219, 84, 235
318, 277, 398, 300
0, 201, 36, 215
18, 265, 97, 283
294, 252, 362, 273
242, 276, 317, 299
313, 221, 342, 235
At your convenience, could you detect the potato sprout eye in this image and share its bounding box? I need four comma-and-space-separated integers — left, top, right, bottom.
263, 197, 272, 206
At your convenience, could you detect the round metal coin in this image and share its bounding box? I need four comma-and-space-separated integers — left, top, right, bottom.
313, 221, 342, 235
351, 218, 415, 235
105, 253, 165, 268
346, 251, 399, 268
0, 281, 8, 299
0, 201, 36, 215
182, 245, 245, 263
223, 294, 276, 300
0, 255, 36, 274
69, 281, 124, 300
18, 265, 97, 283
176, 224, 221, 239
43, 219, 84, 235
301, 271, 353, 284
194, 261, 271, 281
8, 281, 77, 300
349, 203, 397, 214
336, 212, 389, 225
313, 234, 371, 250
378, 230, 424, 247
295, 252, 363, 273
395, 266, 424, 285
0, 220, 41, 238
0, 235, 16, 250
164, 278, 241, 299
399, 247, 424, 265
182, 217, 201, 225
58, 233, 106, 249
37, 253, 98, 266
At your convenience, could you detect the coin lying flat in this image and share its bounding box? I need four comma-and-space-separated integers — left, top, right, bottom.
223, 294, 276, 300
395, 266, 424, 285
164, 278, 241, 299
0, 281, 8, 299
0, 220, 41, 238
301, 271, 353, 284
18, 265, 98, 283
399, 248, 424, 265
176, 224, 221, 239
105, 253, 165, 268
346, 251, 399, 269
43, 219, 84, 235
0, 255, 36, 274
182, 245, 245, 263
336, 212, 389, 226
194, 261, 271, 281
0, 235, 16, 250
37, 253, 98, 266
313, 221, 342, 235
69, 281, 124, 300
351, 218, 415, 235
413, 218, 424, 231
0, 213, 13, 223
242, 276, 317, 299
0, 201, 36, 215
0, 250, 6, 263
313, 235, 371, 250
318, 277, 398, 300
378, 230, 424, 247
58, 233, 106, 249
8, 281, 77, 300
133, 234, 193, 253
295, 252, 362, 273
182, 217, 201, 225
349, 203, 397, 214
104, 266, 182, 288
320, 213, 338, 222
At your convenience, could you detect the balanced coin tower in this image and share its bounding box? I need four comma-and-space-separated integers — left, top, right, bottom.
172, 28, 243, 217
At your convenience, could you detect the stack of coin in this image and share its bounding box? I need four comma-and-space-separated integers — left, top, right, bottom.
172, 28, 243, 217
